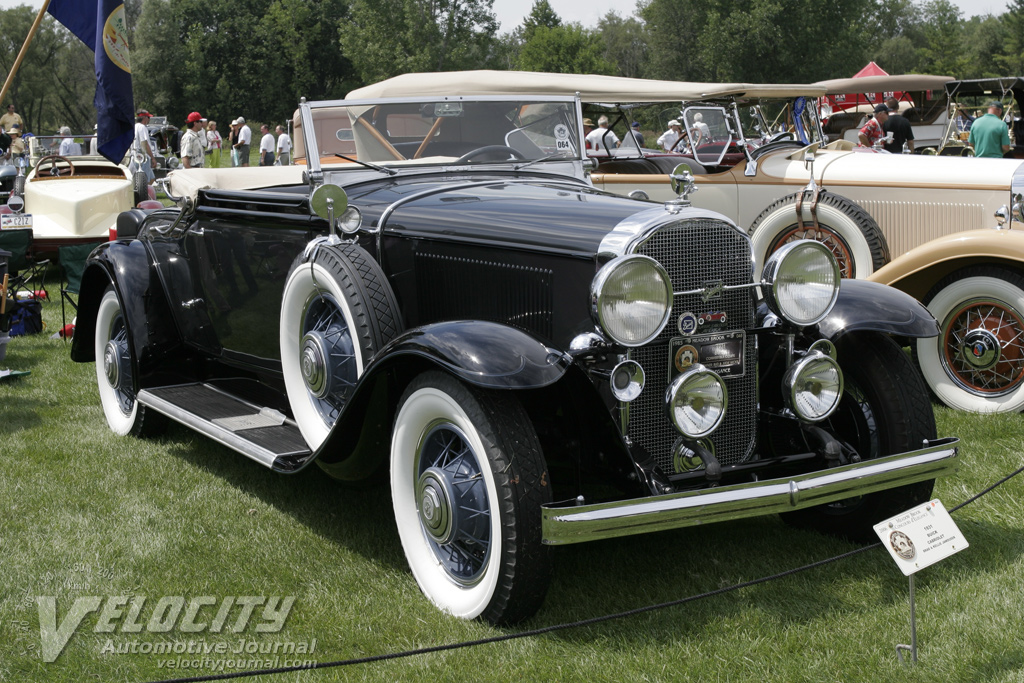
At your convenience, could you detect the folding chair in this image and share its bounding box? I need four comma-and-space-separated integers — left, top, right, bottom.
0, 228, 48, 299
59, 240, 104, 339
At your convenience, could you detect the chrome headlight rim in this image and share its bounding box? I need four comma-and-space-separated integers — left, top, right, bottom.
761, 239, 840, 327
590, 254, 673, 348
664, 363, 728, 439
783, 350, 844, 422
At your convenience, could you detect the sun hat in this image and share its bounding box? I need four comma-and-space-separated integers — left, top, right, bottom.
186, 111, 203, 123
582, 118, 594, 127
137, 109, 152, 118
668, 119, 680, 127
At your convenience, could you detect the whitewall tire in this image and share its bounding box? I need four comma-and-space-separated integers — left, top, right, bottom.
280, 244, 400, 450
916, 267, 1024, 413
391, 372, 550, 624
95, 287, 164, 437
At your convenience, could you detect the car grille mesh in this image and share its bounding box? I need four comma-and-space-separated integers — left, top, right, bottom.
628, 218, 757, 474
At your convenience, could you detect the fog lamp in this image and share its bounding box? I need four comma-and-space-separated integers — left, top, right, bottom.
665, 364, 727, 438
782, 350, 844, 422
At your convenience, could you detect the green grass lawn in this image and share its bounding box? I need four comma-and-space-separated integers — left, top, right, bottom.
1, 296, 1023, 682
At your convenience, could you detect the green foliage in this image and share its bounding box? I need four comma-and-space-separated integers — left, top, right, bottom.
596, 11, 648, 79
339, 0, 500, 84
133, 0, 351, 128
516, 23, 615, 75
521, 0, 561, 41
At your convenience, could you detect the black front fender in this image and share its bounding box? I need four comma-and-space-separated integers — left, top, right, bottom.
376, 320, 573, 389
817, 279, 939, 341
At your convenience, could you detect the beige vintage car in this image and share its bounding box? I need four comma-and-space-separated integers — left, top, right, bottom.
4, 144, 150, 254
354, 70, 1024, 415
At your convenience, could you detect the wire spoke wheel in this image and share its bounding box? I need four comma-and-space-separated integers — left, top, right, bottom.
770, 224, 855, 279
940, 298, 1024, 395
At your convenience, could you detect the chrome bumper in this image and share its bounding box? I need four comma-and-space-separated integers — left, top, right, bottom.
541, 437, 958, 545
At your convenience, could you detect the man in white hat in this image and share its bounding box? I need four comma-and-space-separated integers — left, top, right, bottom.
232, 116, 252, 166
657, 119, 687, 152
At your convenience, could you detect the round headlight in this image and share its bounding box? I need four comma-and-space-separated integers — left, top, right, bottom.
761, 240, 840, 326
665, 364, 727, 438
783, 350, 844, 422
591, 255, 673, 347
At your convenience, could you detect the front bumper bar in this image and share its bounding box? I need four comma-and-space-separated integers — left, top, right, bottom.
541, 437, 958, 545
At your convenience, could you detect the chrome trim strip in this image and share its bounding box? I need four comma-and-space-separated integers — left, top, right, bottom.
541, 437, 958, 545
138, 387, 298, 469
598, 208, 747, 258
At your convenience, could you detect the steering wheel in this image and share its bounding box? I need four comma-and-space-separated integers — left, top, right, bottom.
455, 145, 527, 163
35, 155, 76, 178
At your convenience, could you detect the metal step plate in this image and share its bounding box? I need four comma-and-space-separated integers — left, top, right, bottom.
138, 383, 311, 470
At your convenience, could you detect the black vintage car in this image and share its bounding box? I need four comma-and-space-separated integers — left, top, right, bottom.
71, 90, 958, 625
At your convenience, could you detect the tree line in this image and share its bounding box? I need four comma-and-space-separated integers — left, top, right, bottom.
1, 0, 1022, 139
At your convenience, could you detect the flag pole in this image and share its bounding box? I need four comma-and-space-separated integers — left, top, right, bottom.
0, 0, 54, 105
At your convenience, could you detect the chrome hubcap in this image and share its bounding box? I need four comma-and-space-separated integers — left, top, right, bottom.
417, 469, 455, 544
960, 328, 1000, 370
103, 340, 121, 388
300, 332, 330, 399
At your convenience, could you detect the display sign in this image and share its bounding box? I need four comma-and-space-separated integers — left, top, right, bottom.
874, 499, 968, 576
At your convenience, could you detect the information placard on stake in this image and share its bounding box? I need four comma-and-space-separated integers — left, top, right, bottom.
874, 499, 969, 576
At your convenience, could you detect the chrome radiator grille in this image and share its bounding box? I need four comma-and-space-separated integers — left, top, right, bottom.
628, 218, 757, 474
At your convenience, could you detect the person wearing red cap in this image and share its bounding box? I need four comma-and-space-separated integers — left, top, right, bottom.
180, 111, 206, 169
132, 109, 157, 183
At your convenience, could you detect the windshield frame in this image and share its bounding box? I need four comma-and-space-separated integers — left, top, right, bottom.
299, 94, 586, 177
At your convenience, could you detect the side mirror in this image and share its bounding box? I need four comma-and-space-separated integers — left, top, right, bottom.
310, 183, 348, 236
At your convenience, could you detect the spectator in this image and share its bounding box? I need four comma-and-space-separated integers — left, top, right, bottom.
0, 103, 23, 132
8, 124, 25, 161
585, 115, 619, 152
228, 120, 241, 166
629, 121, 645, 147
275, 125, 292, 165
232, 117, 251, 167
582, 118, 595, 151
691, 113, 711, 146
858, 104, 889, 147
180, 112, 205, 168
198, 116, 209, 162
258, 124, 275, 166
969, 101, 1012, 158
656, 120, 687, 153
206, 121, 222, 168
882, 97, 914, 153
58, 126, 81, 156
132, 110, 157, 183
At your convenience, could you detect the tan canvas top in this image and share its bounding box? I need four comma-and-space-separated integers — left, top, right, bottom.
346, 70, 826, 103
815, 74, 952, 94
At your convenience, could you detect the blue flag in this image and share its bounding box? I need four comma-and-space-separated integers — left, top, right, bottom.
48, 0, 135, 164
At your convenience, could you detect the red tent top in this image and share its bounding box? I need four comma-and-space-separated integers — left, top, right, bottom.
852, 61, 889, 78
824, 62, 905, 113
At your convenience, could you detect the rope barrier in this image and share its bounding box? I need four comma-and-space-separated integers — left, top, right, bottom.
146, 463, 1024, 683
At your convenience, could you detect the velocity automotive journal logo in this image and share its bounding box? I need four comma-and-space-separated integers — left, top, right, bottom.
37, 595, 296, 662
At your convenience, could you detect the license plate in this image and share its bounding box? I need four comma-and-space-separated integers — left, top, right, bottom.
1, 214, 32, 229
669, 330, 745, 380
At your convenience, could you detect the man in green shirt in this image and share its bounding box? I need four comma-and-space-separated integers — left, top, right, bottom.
968, 101, 1011, 158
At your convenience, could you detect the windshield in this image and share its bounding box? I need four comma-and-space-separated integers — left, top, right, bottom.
299, 98, 581, 167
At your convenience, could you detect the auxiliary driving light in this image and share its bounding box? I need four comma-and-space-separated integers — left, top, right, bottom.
665, 364, 727, 438
610, 359, 645, 402
782, 350, 844, 422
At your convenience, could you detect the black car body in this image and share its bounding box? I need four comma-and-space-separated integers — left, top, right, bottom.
72, 91, 958, 624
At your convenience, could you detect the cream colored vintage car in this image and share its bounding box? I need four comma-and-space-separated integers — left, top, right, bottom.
355, 70, 1024, 415
4, 148, 150, 254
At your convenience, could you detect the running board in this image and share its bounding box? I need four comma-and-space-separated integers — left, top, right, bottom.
137, 383, 311, 471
